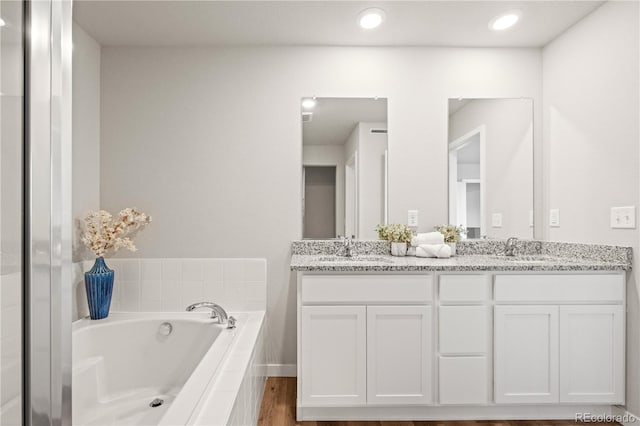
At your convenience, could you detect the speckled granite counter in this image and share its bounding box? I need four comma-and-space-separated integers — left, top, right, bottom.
290, 239, 632, 272
290, 254, 630, 272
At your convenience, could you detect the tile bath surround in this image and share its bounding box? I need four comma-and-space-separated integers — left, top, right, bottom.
73, 258, 266, 320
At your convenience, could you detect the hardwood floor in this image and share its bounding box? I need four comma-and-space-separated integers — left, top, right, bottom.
257, 377, 620, 426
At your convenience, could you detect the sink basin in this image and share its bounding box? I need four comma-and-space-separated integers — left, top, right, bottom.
317, 255, 393, 263
490, 255, 563, 263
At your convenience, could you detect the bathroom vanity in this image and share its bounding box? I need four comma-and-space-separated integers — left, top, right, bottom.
291, 241, 631, 421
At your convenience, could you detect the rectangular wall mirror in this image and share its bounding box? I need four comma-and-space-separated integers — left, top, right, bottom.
448, 98, 534, 239
302, 97, 388, 239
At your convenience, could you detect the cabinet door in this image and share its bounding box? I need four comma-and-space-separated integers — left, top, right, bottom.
367, 306, 432, 405
300, 306, 366, 406
439, 305, 489, 354
495, 306, 559, 404
559, 305, 624, 403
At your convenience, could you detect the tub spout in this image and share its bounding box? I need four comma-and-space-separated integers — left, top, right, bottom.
185, 302, 229, 324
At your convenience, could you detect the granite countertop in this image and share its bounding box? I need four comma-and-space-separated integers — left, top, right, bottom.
290, 253, 631, 273
290, 239, 633, 272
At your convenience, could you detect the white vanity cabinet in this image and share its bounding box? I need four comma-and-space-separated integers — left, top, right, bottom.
298, 274, 433, 407
494, 274, 625, 405
296, 268, 627, 421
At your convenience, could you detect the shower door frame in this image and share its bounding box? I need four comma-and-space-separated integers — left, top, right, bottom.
23, 0, 73, 425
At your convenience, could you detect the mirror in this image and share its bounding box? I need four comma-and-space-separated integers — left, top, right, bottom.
448, 98, 533, 239
302, 97, 388, 239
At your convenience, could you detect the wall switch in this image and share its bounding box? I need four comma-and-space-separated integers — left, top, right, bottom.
407, 210, 419, 227
549, 209, 560, 227
611, 206, 636, 229
529, 210, 534, 227
491, 213, 502, 228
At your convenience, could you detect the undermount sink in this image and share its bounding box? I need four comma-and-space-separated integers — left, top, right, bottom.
317, 255, 393, 263
490, 255, 563, 263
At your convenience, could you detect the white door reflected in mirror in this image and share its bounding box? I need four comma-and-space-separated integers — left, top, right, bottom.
448, 98, 534, 239
302, 97, 388, 239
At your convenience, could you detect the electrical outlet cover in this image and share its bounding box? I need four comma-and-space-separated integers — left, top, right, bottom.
492, 213, 502, 228
407, 210, 419, 227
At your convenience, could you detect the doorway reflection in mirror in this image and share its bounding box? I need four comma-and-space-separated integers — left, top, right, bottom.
302, 98, 388, 239
448, 98, 533, 239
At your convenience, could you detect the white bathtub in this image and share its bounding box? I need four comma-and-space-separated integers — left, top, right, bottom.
73, 311, 262, 426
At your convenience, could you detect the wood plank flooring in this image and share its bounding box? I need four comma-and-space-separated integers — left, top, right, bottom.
257, 377, 620, 426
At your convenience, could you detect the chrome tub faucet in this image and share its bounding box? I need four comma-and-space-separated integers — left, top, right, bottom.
186, 302, 236, 328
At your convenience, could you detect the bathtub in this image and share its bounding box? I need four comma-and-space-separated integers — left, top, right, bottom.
73, 311, 265, 426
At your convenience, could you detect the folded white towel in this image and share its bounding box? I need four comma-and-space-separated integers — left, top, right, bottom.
416, 244, 452, 258
411, 232, 445, 247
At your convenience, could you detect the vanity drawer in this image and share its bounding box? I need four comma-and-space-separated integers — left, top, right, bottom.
301, 275, 432, 304
439, 356, 489, 405
439, 306, 489, 354
439, 274, 490, 302
494, 274, 624, 303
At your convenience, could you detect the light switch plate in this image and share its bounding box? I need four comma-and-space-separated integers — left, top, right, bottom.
611, 206, 636, 229
549, 209, 560, 227
407, 210, 419, 227
492, 213, 502, 228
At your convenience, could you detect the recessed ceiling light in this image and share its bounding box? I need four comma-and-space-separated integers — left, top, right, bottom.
302, 98, 316, 109
489, 11, 521, 31
0, 18, 5, 27
358, 8, 385, 30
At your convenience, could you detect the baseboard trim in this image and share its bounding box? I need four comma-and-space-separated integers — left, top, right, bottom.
261, 364, 297, 377
298, 404, 617, 421
612, 405, 640, 426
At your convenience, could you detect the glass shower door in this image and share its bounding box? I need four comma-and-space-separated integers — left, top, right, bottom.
0, 1, 23, 425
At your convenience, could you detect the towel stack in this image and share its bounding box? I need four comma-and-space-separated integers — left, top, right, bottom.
410, 232, 451, 258
410, 232, 444, 246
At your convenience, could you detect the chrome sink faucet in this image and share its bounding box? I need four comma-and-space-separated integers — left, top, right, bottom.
504, 237, 518, 257
186, 302, 236, 328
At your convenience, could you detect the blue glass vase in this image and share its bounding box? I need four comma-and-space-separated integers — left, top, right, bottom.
85, 257, 114, 320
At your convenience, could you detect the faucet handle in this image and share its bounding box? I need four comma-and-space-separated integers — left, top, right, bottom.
227, 316, 237, 329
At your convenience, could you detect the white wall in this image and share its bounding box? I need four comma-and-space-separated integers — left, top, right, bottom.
449, 98, 534, 238
542, 1, 639, 416
72, 21, 101, 262
100, 46, 542, 368
302, 145, 344, 237
71, 22, 101, 321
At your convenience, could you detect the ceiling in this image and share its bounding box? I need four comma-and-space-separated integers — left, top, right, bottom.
303, 98, 387, 146
73, 1, 604, 47
448, 99, 471, 116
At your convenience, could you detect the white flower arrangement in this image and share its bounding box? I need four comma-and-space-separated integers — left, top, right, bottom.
434, 224, 466, 243
81, 208, 152, 257
376, 223, 413, 243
